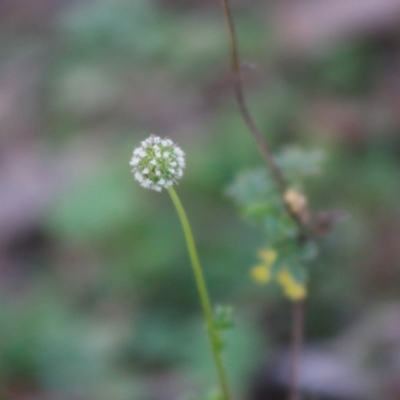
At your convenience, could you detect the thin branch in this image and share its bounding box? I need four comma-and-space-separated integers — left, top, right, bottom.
218, 0, 309, 239
219, 0, 286, 193
218, 4, 306, 400
289, 300, 304, 400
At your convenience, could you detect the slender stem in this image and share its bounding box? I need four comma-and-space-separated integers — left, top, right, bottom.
168, 187, 231, 400
289, 301, 304, 400
218, 5, 307, 400
218, 0, 308, 238
218, 0, 285, 193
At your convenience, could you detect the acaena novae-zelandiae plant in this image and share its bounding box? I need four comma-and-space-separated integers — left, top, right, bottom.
130, 135, 232, 400
218, 1, 342, 399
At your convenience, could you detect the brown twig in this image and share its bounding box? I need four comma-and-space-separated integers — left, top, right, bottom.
289, 300, 304, 400
218, 0, 286, 194
218, 0, 309, 240
218, 2, 306, 400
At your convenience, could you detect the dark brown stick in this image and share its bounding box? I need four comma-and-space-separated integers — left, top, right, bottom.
217, 4, 306, 400
218, 0, 310, 239
218, 0, 286, 194
289, 300, 304, 400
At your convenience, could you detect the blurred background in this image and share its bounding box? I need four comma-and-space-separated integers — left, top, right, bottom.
1, 0, 400, 399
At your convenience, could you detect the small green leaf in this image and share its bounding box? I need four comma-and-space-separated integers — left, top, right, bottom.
214, 305, 235, 331
225, 168, 276, 206
275, 147, 326, 183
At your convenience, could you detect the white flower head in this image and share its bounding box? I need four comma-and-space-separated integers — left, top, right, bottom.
130, 135, 185, 191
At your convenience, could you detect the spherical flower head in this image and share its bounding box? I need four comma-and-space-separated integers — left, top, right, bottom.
129, 135, 185, 192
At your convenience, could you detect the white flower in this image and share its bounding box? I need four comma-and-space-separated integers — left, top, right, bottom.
142, 179, 151, 188
134, 172, 143, 183
177, 157, 185, 167
130, 135, 185, 191
174, 147, 184, 157
163, 139, 173, 146
134, 148, 146, 158
129, 157, 140, 166
154, 186, 162, 192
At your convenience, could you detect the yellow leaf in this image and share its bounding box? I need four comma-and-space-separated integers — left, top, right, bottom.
257, 248, 277, 266
277, 268, 307, 301
250, 265, 271, 284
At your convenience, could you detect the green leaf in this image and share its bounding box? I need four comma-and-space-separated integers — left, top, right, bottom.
275, 147, 325, 183
225, 168, 277, 206
214, 305, 235, 332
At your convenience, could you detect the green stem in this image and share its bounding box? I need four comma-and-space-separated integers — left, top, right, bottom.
168, 187, 231, 400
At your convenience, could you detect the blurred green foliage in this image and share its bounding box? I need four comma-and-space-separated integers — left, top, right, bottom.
226, 148, 324, 294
